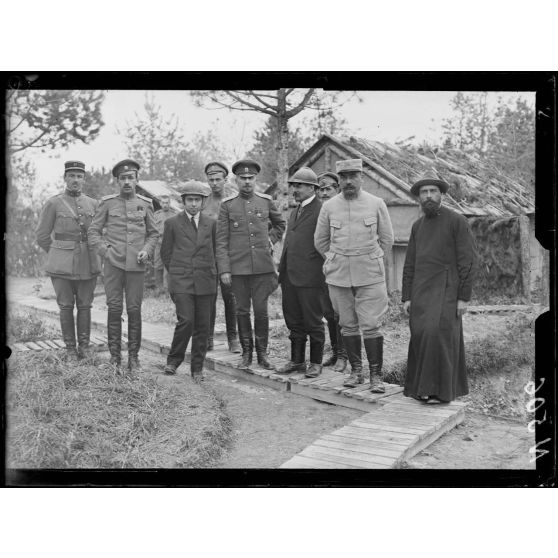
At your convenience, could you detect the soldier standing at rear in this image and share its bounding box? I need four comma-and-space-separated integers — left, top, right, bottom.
36, 160, 101, 362
88, 159, 159, 373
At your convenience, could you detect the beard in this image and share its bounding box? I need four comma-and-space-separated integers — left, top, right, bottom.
342, 187, 358, 200
421, 199, 441, 217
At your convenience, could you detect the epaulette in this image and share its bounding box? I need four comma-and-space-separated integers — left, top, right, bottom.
222, 192, 239, 203
137, 193, 154, 205
101, 193, 119, 201
255, 191, 272, 200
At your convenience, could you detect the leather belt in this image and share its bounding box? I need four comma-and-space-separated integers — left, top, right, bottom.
54, 233, 82, 241
332, 246, 377, 256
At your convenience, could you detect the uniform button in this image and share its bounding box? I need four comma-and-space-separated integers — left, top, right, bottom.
251, 246, 255, 249
128, 242, 132, 245
250, 233, 254, 236
249, 222, 253, 225
247, 201, 251, 204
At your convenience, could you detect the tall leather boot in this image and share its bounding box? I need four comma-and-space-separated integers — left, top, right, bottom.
322, 319, 339, 367
237, 314, 253, 370
305, 339, 323, 378
60, 308, 78, 363
77, 308, 92, 360
127, 310, 142, 373
107, 311, 122, 367
333, 326, 347, 373
364, 336, 385, 393
342, 335, 363, 387
254, 316, 274, 370
276, 339, 306, 374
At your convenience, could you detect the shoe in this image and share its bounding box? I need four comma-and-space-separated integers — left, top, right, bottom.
192, 371, 204, 382
333, 358, 347, 373
276, 361, 306, 374
164, 363, 177, 375
276, 340, 306, 374
128, 354, 141, 373
364, 337, 385, 393
426, 396, 443, 405
342, 335, 363, 387
65, 348, 79, 364
228, 338, 241, 354
322, 350, 337, 367
305, 363, 322, 378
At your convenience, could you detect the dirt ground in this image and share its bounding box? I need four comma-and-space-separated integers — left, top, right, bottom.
7, 277, 540, 470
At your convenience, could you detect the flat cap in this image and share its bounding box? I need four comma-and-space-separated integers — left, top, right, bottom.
204, 161, 229, 177
336, 159, 363, 174
232, 158, 261, 177
112, 159, 140, 178
411, 169, 449, 196
317, 171, 340, 185
177, 180, 211, 198
64, 160, 85, 173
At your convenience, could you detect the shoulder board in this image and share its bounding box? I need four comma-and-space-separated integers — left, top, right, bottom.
137, 193, 153, 204
222, 192, 239, 203
101, 194, 119, 201
255, 191, 272, 200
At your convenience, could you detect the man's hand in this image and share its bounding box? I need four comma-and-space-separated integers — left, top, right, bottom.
137, 250, 149, 264
403, 301, 411, 316
220, 272, 232, 287
457, 300, 468, 317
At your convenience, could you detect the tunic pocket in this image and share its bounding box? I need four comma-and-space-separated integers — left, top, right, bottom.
45, 239, 75, 275
330, 220, 341, 241
364, 216, 377, 238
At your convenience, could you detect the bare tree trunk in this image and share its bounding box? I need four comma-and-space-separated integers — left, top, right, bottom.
275, 89, 290, 196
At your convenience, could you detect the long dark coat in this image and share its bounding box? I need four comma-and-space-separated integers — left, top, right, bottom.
279, 196, 325, 287
160, 212, 218, 296
401, 205, 476, 402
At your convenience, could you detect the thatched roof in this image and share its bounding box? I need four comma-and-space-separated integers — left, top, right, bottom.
337, 135, 535, 216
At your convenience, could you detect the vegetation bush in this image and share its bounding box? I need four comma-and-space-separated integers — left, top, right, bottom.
7, 310, 58, 343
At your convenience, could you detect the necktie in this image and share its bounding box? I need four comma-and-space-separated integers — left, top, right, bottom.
296, 205, 303, 220
191, 217, 197, 232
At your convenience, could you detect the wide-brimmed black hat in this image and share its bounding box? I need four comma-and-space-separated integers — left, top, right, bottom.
411, 169, 449, 196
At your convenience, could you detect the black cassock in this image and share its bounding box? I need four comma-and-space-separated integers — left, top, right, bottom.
401, 206, 476, 402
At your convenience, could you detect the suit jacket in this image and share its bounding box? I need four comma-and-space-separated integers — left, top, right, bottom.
279, 196, 325, 288
160, 212, 218, 295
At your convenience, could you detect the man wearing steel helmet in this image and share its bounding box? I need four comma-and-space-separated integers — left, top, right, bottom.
314, 158, 394, 393
202, 161, 241, 354
315, 171, 347, 373
88, 159, 159, 373
402, 169, 476, 404
216, 158, 286, 371
36, 160, 101, 362
161, 180, 217, 381
276, 167, 326, 378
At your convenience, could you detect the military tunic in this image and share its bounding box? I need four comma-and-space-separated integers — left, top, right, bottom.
36, 192, 101, 279
87, 192, 159, 271
202, 183, 238, 221
216, 191, 285, 276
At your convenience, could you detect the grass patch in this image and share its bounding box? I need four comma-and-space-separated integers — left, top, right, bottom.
7, 310, 59, 343
6, 351, 233, 468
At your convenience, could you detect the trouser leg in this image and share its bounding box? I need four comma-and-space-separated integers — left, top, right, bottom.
104, 261, 125, 363
51, 277, 78, 360
167, 292, 194, 367
252, 273, 276, 370
221, 281, 240, 351
190, 294, 213, 377
232, 275, 253, 368
125, 271, 145, 371
75, 277, 97, 358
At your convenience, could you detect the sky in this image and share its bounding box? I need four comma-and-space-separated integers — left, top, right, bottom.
22, 90, 534, 190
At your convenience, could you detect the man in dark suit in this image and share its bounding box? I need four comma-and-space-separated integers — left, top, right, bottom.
160, 180, 217, 381
277, 167, 325, 378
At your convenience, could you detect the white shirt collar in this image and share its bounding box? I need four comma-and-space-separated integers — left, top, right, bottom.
184, 210, 199, 225
300, 194, 316, 208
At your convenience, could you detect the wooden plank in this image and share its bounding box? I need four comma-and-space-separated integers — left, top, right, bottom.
351, 419, 424, 436
356, 414, 431, 431
323, 432, 408, 452
313, 437, 402, 459
52, 339, 66, 348
290, 382, 381, 412
301, 446, 394, 468
13, 342, 31, 352
385, 394, 467, 410
212, 364, 288, 392
279, 454, 353, 469
381, 403, 460, 418
25, 341, 43, 351
374, 412, 446, 428
43, 340, 59, 349
339, 424, 417, 442
35, 340, 51, 349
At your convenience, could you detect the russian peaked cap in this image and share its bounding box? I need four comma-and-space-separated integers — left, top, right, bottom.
204, 161, 229, 176
112, 159, 140, 178
317, 171, 340, 185
64, 160, 86, 173
232, 158, 261, 176
336, 158, 363, 174
411, 168, 449, 196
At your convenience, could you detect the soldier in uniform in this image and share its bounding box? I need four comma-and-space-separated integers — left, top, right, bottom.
161, 180, 216, 381
216, 158, 286, 370
315, 172, 347, 373
88, 159, 159, 372
36, 160, 101, 362
153, 193, 176, 289
202, 161, 240, 354
315, 159, 394, 392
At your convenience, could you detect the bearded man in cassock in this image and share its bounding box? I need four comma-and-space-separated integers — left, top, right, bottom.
402, 169, 476, 404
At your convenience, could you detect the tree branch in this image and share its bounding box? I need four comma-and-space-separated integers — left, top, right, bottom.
224, 91, 277, 117
285, 88, 316, 118
249, 90, 277, 111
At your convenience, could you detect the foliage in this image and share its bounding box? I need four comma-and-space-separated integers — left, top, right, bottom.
6, 351, 233, 468
442, 93, 535, 190
85, 167, 114, 199
7, 310, 58, 343
7, 89, 105, 154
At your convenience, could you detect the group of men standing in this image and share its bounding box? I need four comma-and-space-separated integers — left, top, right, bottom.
36, 154, 475, 403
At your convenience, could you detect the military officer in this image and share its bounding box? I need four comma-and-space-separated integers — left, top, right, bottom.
153, 193, 176, 288
314, 159, 394, 392
216, 158, 286, 370
315, 172, 347, 372
202, 161, 240, 354
88, 159, 159, 372
36, 160, 101, 362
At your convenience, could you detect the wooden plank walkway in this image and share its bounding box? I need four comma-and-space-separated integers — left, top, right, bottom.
280, 394, 466, 469
11, 334, 127, 353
